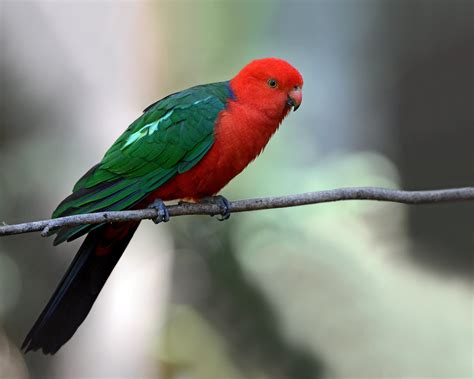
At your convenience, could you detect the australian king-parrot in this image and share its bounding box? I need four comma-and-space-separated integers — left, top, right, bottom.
22, 57, 303, 354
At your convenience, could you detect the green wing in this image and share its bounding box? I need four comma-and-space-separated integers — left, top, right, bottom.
52, 81, 231, 244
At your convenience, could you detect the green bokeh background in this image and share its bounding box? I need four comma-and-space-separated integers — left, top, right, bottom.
0, 1, 472, 378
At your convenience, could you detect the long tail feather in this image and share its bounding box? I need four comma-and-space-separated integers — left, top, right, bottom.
22, 222, 139, 354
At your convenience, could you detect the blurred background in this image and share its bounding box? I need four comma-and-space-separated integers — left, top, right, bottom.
0, 0, 473, 378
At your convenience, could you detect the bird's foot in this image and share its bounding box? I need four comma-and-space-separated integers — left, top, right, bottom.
201, 195, 231, 221
148, 199, 170, 224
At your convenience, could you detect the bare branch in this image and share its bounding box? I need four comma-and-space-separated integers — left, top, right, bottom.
1, 187, 473, 238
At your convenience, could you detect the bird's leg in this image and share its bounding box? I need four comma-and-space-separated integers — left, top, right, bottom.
148, 199, 170, 224
201, 195, 231, 221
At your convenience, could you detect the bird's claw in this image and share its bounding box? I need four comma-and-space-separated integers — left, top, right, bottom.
149, 199, 170, 224
202, 195, 231, 221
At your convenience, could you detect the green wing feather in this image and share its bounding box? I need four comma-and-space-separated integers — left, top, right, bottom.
52, 81, 231, 244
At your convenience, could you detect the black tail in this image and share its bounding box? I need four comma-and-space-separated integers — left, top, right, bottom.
22, 222, 140, 354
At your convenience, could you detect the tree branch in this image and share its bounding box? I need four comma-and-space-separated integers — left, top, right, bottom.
1, 187, 473, 238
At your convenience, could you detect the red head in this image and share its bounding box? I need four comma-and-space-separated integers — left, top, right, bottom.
230, 58, 303, 120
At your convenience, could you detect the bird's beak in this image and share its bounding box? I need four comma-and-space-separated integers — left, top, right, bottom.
287, 87, 302, 111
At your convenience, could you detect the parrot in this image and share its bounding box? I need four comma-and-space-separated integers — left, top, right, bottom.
21, 57, 303, 354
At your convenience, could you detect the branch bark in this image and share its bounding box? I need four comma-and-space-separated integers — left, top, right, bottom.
1, 187, 473, 237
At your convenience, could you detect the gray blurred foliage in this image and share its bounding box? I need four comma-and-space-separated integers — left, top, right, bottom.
160, 217, 325, 378
386, 3, 474, 274
0, 39, 70, 379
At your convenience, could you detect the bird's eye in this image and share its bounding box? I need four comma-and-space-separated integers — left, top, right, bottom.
267, 79, 278, 88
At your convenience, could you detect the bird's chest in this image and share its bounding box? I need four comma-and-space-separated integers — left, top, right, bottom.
197, 120, 277, 195
158, 109, 279, 200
